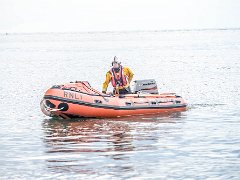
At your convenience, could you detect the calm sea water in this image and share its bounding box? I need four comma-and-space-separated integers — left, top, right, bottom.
0, 29, 240, 179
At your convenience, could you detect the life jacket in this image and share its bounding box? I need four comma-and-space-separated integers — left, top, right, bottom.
110, 66, 128, 88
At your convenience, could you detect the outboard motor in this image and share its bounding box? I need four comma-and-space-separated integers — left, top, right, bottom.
132, 79, 159, 94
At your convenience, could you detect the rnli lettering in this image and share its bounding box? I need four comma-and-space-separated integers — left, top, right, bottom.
63, 91, 82, 100
69, 92, 74, 99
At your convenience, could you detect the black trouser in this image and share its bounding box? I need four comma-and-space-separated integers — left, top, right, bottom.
114, 87, 131, 94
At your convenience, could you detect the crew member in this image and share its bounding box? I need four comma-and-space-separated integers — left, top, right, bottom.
102, 57, 134, 94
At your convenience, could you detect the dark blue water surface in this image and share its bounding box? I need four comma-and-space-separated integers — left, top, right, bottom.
0, 29, 240, 179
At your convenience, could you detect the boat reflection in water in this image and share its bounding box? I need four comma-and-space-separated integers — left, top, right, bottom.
42, 112, 184, 177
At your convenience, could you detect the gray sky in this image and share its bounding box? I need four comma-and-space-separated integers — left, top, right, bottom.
1, 0, 240, 33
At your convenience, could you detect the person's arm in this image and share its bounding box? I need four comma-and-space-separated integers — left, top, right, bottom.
125, 67, 134, 83
102, 71, 111, 93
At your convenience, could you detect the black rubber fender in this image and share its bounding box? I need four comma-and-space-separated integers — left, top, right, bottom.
46, 100, 56, 108
58, 103, 69, 111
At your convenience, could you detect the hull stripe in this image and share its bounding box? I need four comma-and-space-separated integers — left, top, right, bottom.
44, 95, 187, 110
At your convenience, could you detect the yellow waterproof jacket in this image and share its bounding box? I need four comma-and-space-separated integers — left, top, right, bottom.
102, 67, 134, 92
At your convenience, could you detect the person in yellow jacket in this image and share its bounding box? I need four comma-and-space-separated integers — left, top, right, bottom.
102, 57, 134, 95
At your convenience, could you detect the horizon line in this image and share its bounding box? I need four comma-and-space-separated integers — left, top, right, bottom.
1, 27, 240, 35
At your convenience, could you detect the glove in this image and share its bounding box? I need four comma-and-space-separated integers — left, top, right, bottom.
102, 91, 106, 94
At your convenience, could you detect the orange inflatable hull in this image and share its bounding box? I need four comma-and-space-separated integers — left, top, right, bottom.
40, 81, 187, 119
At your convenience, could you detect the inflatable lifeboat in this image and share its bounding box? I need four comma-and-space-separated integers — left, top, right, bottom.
40, 80, 187, 119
